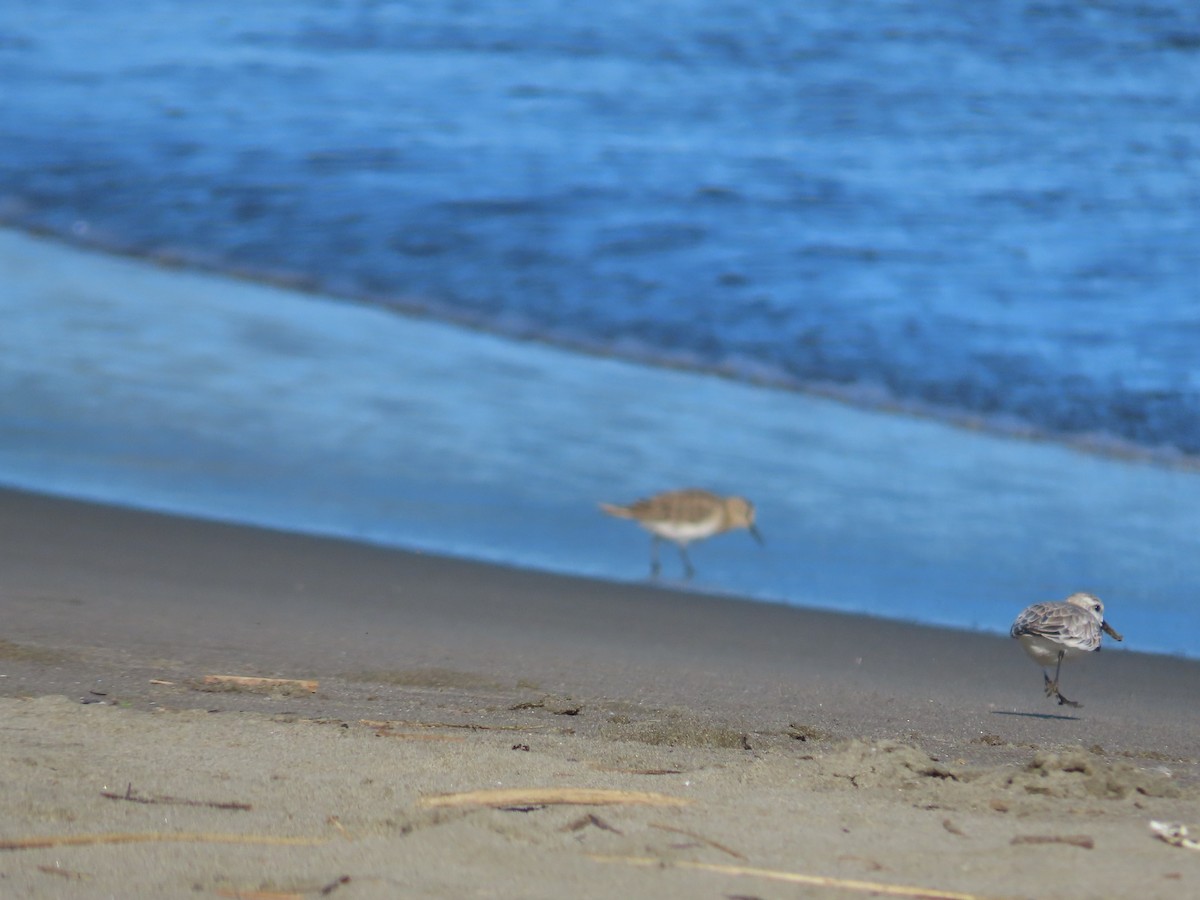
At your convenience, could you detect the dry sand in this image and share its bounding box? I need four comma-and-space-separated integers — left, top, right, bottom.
2, 486, 1200, 898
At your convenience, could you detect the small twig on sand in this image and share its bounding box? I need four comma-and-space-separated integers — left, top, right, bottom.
326, 816, 351, 839
419, 788, 689, 810
590, 764, 684, 775
359, 718, 570, 734
320, 875, 352, 895
371, 728, 466, 742
214, 875, 351, 900
562, 813, 623, 835
0, 832, 325, 851
942, 818, 968, 837
37, 865, 85, 880
100, 782, 251, 810
649, 822, 746, 860
588, 855, 997, 900
202, 675, 318, 693
1010, 834, 1094, 849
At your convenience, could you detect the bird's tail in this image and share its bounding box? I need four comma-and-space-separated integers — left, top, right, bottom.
598, 502, 634, 519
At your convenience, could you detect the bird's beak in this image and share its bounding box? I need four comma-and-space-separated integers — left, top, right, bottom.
748, 523, 765, 545
1101, 620, 1124, 642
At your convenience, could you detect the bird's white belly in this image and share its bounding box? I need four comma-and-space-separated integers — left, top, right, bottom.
645, 515, 721, 544
1018, 633, 1089, 666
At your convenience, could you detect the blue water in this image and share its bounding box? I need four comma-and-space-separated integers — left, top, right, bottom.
3, 0, 1199, 457
2, 2, 1199, 655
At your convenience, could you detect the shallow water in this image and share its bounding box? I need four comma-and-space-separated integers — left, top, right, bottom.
3, 229, 1198, 658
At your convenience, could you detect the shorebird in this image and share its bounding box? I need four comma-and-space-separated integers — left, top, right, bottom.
599, 488, 763, 579
1010, 592, 1123, 708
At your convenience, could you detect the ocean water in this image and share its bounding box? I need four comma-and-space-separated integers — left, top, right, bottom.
2, 2, 1199, 655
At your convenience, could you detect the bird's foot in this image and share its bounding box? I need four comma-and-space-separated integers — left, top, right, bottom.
1043, 675, 1082, 707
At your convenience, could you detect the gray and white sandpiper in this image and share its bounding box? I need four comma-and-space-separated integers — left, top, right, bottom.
1010, 591, 1123, 708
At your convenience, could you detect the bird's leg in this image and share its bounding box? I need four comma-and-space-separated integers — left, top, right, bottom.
650, 536, 661, 578
1042, 651, 1064, 696
678, 544, 695, 580
1044, 651, 1082, 708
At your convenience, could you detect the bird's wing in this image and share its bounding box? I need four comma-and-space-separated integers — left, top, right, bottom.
625, 489, 717, 524
1011, 603, 1099, 650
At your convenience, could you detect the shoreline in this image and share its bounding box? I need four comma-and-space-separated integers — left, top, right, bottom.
5, 223, 1200, 659
4, 485, 1199, 756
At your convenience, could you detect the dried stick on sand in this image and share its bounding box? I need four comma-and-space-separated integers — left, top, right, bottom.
419, 787, 689, 810
649, 822, 746, 860
588, 855, 996, 900
100, 782, 251, 810
1010, 834, 1094, 849
0, 832, 326, 851
202, 675, 318, 692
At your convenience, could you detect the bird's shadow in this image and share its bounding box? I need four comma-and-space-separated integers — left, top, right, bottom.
991, 709, 1081, 722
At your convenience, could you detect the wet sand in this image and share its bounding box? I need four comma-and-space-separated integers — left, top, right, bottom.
3, 486, 1200, 898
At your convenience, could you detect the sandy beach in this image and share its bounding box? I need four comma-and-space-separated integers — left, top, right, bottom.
3, 485, 1200, 898
5, 4, 1200, 897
